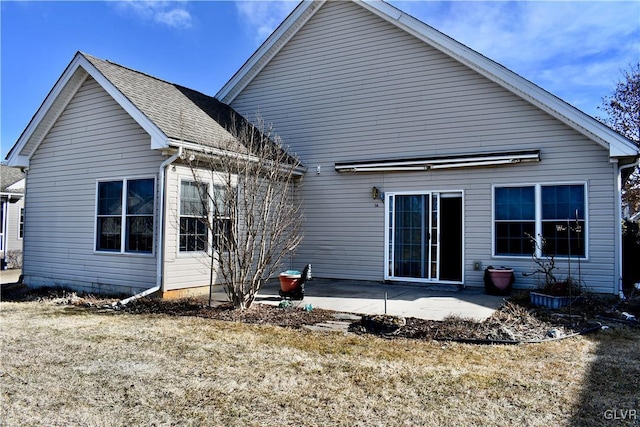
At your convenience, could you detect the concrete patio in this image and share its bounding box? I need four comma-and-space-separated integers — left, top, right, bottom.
1, 269, 506, 321
255, 278, 506, 321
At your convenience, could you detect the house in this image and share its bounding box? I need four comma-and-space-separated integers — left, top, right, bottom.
4, 52, 268, 298
6, 0, 639, 297
216, 0, 638, 295
0, 165, 25, 269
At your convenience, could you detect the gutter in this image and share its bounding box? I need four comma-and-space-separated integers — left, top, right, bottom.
616, 157, 640, 299
119, 147, 182, 306
169, 139, 306, 176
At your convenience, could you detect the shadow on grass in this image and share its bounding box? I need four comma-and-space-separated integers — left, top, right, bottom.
572, 329, 640, 426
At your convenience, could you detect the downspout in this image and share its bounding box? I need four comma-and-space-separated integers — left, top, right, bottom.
616, 157, 640, 299
119, 147, 182, 306
1, 199, 7, 269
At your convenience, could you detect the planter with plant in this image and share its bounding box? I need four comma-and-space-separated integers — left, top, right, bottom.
524, 232, 582, 309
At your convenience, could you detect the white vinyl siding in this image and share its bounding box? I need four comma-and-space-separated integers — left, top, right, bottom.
23, 76, 165, 295
2, 197, 24, 256
230, 1, 618, 293
163, 166, 223, 291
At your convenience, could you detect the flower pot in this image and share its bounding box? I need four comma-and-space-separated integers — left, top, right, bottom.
488, 268, 513, 290
530, 292, 573, 309
279, 270, 301, 293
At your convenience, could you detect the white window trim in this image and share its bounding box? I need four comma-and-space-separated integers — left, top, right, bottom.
492, 181, 589, 260
175, 169, 238, 258
384, 189, 465, 284
18, 207, 24, 240
94, 176, 156, 256
178, 178, 212, 255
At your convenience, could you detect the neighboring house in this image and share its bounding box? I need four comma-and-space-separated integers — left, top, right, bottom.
5, 0, 639, 297
0, 165, 25, 270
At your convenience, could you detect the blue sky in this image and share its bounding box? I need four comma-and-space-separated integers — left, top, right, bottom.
2, 0, 639, 160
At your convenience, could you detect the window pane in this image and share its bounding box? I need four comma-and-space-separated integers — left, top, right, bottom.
213, 218, 231, 250
180, 181, 208, 216
126, 216, 153, 252
495, 187, 534, 220
542, 185, 584, 220
97, 217, 121, 251
212, 185, 227, 215
542, 220, 585, 257
495, 222, 535, 256
127, 179, 154, 215
179, 217, 207, 251
98, 181, 122, 215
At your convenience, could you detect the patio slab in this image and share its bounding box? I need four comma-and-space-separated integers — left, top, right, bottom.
2, 268, 504, 321
254, 278, 506, 321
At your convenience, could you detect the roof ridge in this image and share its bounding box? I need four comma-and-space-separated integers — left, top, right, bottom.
79, 51, 218, 102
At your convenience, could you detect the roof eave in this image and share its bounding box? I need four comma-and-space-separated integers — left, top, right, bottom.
6, 52, 168, 167
217, 0, 638, 160
358, 0, 639, 159
216, 0, 325, 103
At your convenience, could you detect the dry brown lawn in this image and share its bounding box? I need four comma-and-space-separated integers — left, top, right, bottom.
1, 301, 638, 426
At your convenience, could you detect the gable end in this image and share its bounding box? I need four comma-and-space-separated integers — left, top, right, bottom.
6, 52, 168, 168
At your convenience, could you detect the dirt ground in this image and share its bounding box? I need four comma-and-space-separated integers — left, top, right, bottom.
3, 283, 638, 343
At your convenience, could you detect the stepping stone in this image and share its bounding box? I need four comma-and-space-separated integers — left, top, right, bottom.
303, 321, 352, 333
332, 313, 361, 321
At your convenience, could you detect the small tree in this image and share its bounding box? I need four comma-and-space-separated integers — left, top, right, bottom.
598, 62, 640, 214
184, 114, 303, 310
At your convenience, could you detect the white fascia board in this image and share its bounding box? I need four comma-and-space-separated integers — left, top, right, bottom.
7, 155, 29, 169
5, 53, 168, 167
216, 0, 325, 103
169, 139, 306, 176
359, 0, 638, 159
76, 55, 168, 150
5, 58, 88, 166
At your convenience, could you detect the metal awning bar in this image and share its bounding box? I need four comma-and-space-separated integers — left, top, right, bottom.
335, 150, 540, 173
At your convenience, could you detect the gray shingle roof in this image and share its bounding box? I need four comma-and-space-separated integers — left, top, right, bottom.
81, 52, 243, 149
0, 165, 25, 193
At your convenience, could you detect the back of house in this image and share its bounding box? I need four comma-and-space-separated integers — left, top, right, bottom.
218, 0, 638, 294
5, 0, 638, 297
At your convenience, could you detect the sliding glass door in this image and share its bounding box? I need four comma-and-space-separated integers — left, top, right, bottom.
386, 191, 462, 283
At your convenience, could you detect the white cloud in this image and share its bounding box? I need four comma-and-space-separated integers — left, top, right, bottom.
155, 8, 192, 29
114, 0, 193, 30
234, 0, 297, 44
390, 0, 640, 116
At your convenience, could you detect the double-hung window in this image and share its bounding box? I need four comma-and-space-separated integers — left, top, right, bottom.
179, 181, 231, 252
211, 185, 231, 251
180, 181, 208, 252
494, 183, 586, 258
96, 178, 155, 253
494, 186, 536, 256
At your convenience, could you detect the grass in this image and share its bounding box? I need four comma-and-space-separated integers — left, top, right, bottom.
1, 301, 639, 426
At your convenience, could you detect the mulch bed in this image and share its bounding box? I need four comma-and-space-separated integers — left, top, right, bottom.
2, 283, 639, 343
